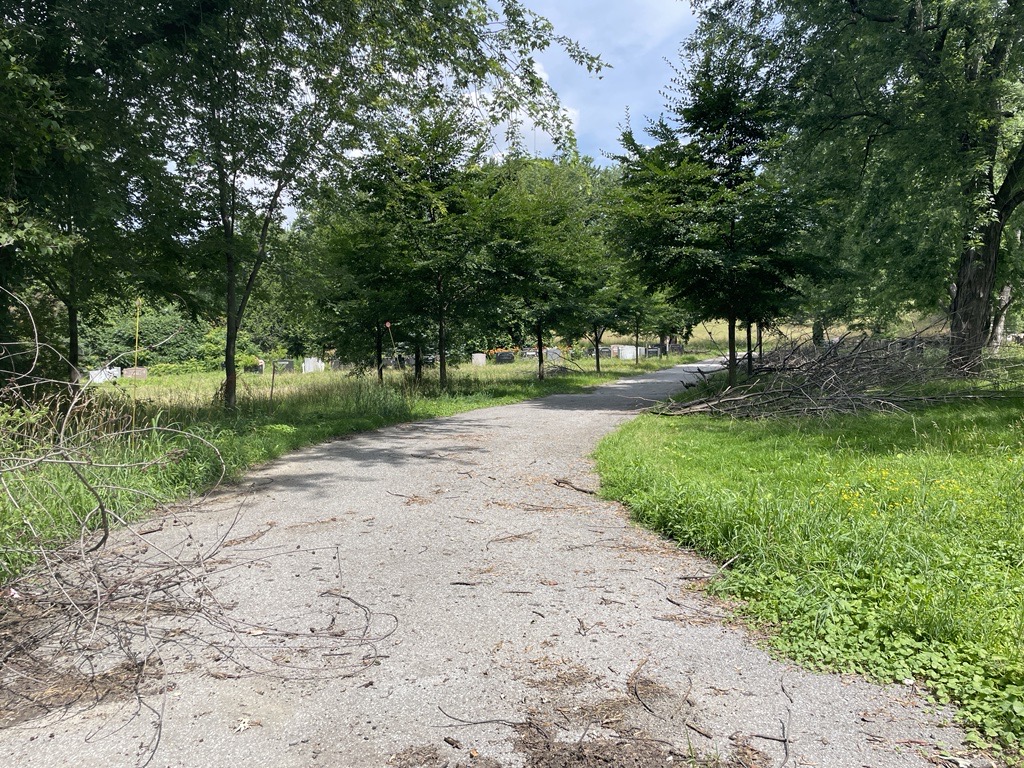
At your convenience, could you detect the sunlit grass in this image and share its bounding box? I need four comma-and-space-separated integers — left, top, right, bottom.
595, 401, 1024, 748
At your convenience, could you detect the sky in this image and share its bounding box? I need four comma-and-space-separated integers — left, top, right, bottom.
520, 0, 699, 163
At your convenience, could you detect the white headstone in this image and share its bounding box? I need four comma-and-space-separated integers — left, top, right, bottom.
88, 367, 121, 384
471, 353, 487, 366
302, 357, 325, 373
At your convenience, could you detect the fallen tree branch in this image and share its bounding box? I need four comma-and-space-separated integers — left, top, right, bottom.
657, 330, 1024, 419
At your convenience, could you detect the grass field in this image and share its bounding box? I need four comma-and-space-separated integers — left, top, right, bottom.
595, 398, 1024, 750
0, 354, 698, 582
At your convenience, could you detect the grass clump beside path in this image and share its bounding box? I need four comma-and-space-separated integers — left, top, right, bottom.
0, 356, 696, 582
595, 401, 1024, 749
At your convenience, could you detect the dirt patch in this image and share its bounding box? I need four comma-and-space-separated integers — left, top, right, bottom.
516, 726, 770, 767
0, 580, 167, 729
724, 738, 772, 768
0, 655, 161, 728
521, 660, 598, 692
515, 724, 681, 767
0, 529, 392, 733
391, 723, 771, 768
388, 744, 504, 768
505, 660, 726, 767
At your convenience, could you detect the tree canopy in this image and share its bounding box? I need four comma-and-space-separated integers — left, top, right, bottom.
1, 0, 604, 398
715, 0, 1024, 369
612, 9, 811, 384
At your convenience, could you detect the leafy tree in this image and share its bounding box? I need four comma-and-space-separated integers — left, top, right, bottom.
139, 0, 600, 407
708, 0, 1024, 371
353, 100, 495, 386
552, 165, 630, 373
613, 8, 812, 385
0, 29, 83, 365
293, 100, 488, 385
0, 32, 77, 253
2, 3, 207, 380
558, 262, 622, 373
79, 303, 208, 368
614, 121, 804, 384
478, 157, 600, 379
292, 192, 402, 377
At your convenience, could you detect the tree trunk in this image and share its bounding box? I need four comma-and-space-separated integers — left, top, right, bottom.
593, 324, 602, 373
987, 284, 1013, 352
757, 322, 763, 359
812, 318, 825, 347
224, 250, 238, 408
67, 302, 80, 382
414, 344, 423, 382
0, 252, 15, 356
218, 171, 286, 408
727, 314, 737, 387
375, 322, 384, 383
949, 219, 1002, 373
634, 321, 640, 367
745, 321, 753, 377
536, 322, 545, 381
438, 310, 447, 389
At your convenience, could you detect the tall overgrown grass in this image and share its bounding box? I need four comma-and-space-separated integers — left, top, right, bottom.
595, 400, 1024, 749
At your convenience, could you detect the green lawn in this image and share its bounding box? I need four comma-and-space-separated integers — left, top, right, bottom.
595, 400, 1024, 749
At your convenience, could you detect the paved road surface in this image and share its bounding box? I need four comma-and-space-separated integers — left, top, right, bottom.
1, 364, 975, 767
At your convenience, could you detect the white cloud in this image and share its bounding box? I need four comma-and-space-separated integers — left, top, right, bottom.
522, 0, 698, 161
626, 0, 697, 51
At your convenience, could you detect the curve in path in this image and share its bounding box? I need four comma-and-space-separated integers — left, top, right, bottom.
2, 364, 976, 768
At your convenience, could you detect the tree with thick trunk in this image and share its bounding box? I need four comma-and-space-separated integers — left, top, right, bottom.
704, 0, 1024, 368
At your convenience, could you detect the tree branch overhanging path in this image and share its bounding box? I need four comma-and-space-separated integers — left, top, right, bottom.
0, 365, 979, 768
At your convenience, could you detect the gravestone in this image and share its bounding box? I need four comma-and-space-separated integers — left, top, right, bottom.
618, 345, 638, 360
302, 357, 325, 374
471, 353, 487, 366
275, 359, 294, 373
495, 351, 515, 364
87, 367, 121, 384
546, 347, 563, 362
121, 367, 147, 380
599, 346, 612, 358
646, 346, 661, 358
667, 344, 684, 355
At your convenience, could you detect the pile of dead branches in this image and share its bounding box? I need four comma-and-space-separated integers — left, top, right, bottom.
659, 332, 1024, 419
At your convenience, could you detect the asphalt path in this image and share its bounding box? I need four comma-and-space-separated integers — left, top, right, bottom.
1, 363, 978, 767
